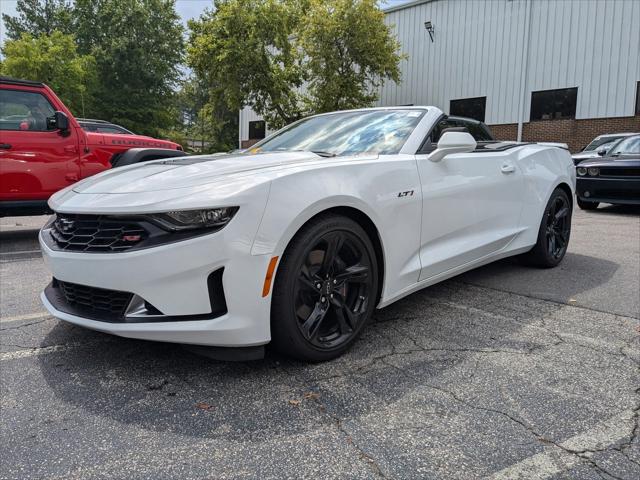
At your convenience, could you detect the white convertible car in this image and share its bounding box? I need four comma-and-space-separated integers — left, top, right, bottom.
40, 107, 575, 361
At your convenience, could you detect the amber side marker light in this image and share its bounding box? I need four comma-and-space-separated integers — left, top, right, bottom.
262, 256, 279, 297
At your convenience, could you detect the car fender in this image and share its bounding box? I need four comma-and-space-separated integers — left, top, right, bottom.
250, 157, 423, 303
509, 146, 575, 250
111, 148, 187, 167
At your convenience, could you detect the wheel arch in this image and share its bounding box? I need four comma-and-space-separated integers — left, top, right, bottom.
278, 205, 386, 306
555, 182, 574, 208
110, 148, 187, 167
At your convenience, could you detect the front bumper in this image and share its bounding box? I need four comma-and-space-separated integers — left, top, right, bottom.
576, 177, 640, 205
39, 225, 275, 347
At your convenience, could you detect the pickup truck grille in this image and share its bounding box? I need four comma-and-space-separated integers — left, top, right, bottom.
50, 214, 147, 252
55, 279, 133, 318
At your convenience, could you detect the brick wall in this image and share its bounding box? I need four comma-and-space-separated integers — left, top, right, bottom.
488, 116, 640, 152
240, 139, 261, 149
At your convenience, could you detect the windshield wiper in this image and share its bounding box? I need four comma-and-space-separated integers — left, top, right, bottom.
311, 150, 337, 157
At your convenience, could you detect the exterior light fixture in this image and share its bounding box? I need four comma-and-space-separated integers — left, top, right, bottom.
424, 21, 435, 42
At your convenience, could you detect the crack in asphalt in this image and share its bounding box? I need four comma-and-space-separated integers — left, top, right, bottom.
456, 279, 640, 321
0, 319, 48, 331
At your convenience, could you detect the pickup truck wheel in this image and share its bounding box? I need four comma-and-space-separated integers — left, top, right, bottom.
271, 215, 378, 362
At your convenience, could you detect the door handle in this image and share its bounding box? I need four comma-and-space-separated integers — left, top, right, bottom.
0, 143, 11, 149
501, 163, 516, 174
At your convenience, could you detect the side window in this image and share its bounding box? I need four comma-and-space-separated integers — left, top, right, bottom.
0, 89, 55, 131
430, 119, 456, 144
97, 126, 128, 134
459, 119, 494, 142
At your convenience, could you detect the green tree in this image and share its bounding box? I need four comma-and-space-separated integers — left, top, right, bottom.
0, 31, 96, 116
187, 0, 404, 129
2, 0, 75, 40
188, 0, 306, 129
70, 0, 185, 136
301, 0, 402, 112
172, 76, 239, 153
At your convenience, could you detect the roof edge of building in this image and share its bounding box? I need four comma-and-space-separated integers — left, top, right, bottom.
383, 0, 436, 14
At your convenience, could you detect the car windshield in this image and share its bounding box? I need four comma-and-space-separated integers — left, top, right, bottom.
253, 109, 425, 156
609, 136, 640, 156
583, 136, 621, 151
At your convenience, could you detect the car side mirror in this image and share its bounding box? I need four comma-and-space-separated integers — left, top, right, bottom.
428, 131, 477, 163
48, 111, 70, 133
596, 147, 607, 156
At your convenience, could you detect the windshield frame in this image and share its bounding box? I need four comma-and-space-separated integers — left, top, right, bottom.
249, 107, 431, 157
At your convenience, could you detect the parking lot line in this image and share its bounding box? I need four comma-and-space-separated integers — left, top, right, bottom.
0, 311, 51, 325
489, 409, 637, 479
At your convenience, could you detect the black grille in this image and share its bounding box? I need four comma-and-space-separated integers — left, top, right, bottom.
599, 168, 640, 178
56, 279, 132, 318
50, 214, 147, 252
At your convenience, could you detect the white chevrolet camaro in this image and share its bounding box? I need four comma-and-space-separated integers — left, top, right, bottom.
40, 107, 575, 361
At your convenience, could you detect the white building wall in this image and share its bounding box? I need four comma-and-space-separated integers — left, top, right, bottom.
240, 0, 640, 144
381, 0, 640, 124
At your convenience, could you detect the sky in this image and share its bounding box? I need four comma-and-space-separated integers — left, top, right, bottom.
0, 0, 413, 43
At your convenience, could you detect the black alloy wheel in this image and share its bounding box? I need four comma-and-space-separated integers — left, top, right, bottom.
521, 187, 572, 268
545, 195, 571, 260
271, 215, 378, 361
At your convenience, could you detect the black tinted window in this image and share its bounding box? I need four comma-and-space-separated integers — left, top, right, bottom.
426, 117, 493, 149
249, 120, 266, 140
450, 97, 486, 122
530, 88, 577, 121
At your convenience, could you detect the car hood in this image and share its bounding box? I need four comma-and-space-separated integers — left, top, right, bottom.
572, 151, 599, 160
578, 155, 640, 168
71, 151, 364, 194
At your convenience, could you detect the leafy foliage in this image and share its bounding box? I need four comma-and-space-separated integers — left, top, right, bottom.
301, 0, 402, 113
188, 0, 306, 130
2, 0, 75, 39
0, 31, 96, 116
188, 0, 404, 129
2, 0, 185, 137
71, 0, 185, 136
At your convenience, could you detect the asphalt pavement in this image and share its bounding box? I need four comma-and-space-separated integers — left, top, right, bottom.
1, 205, 638, 479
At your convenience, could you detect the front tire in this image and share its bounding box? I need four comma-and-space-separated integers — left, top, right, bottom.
521, 188, 572, 268
271, 214, 379, 362
577, 198, 599, 210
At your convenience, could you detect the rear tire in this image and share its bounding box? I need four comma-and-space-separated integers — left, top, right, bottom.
521, 188, 572, 268
271, 214, 378, 362
577, 198, 599, 210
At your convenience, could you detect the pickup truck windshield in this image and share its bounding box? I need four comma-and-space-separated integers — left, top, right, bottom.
253, 109, 425, 156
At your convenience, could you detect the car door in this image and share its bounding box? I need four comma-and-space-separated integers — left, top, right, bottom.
0, 88, 80, 202
416, 118, 524, 281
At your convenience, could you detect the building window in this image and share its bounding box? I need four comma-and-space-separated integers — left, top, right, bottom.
530, 87, 577, 121
450, 96, 486, 122
636, 82, 640, 115
249, 120, 266, 140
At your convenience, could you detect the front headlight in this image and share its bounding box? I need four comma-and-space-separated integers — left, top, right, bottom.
588, 167, 599, 176
149, 207, 239, 232
577, 167, 587, 176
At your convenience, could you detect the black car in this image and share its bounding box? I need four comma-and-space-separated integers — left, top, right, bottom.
576, 134, 640, 210
76, 118, 134, 135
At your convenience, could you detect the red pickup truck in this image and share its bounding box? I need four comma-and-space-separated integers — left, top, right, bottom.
0, 76, 186, 217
